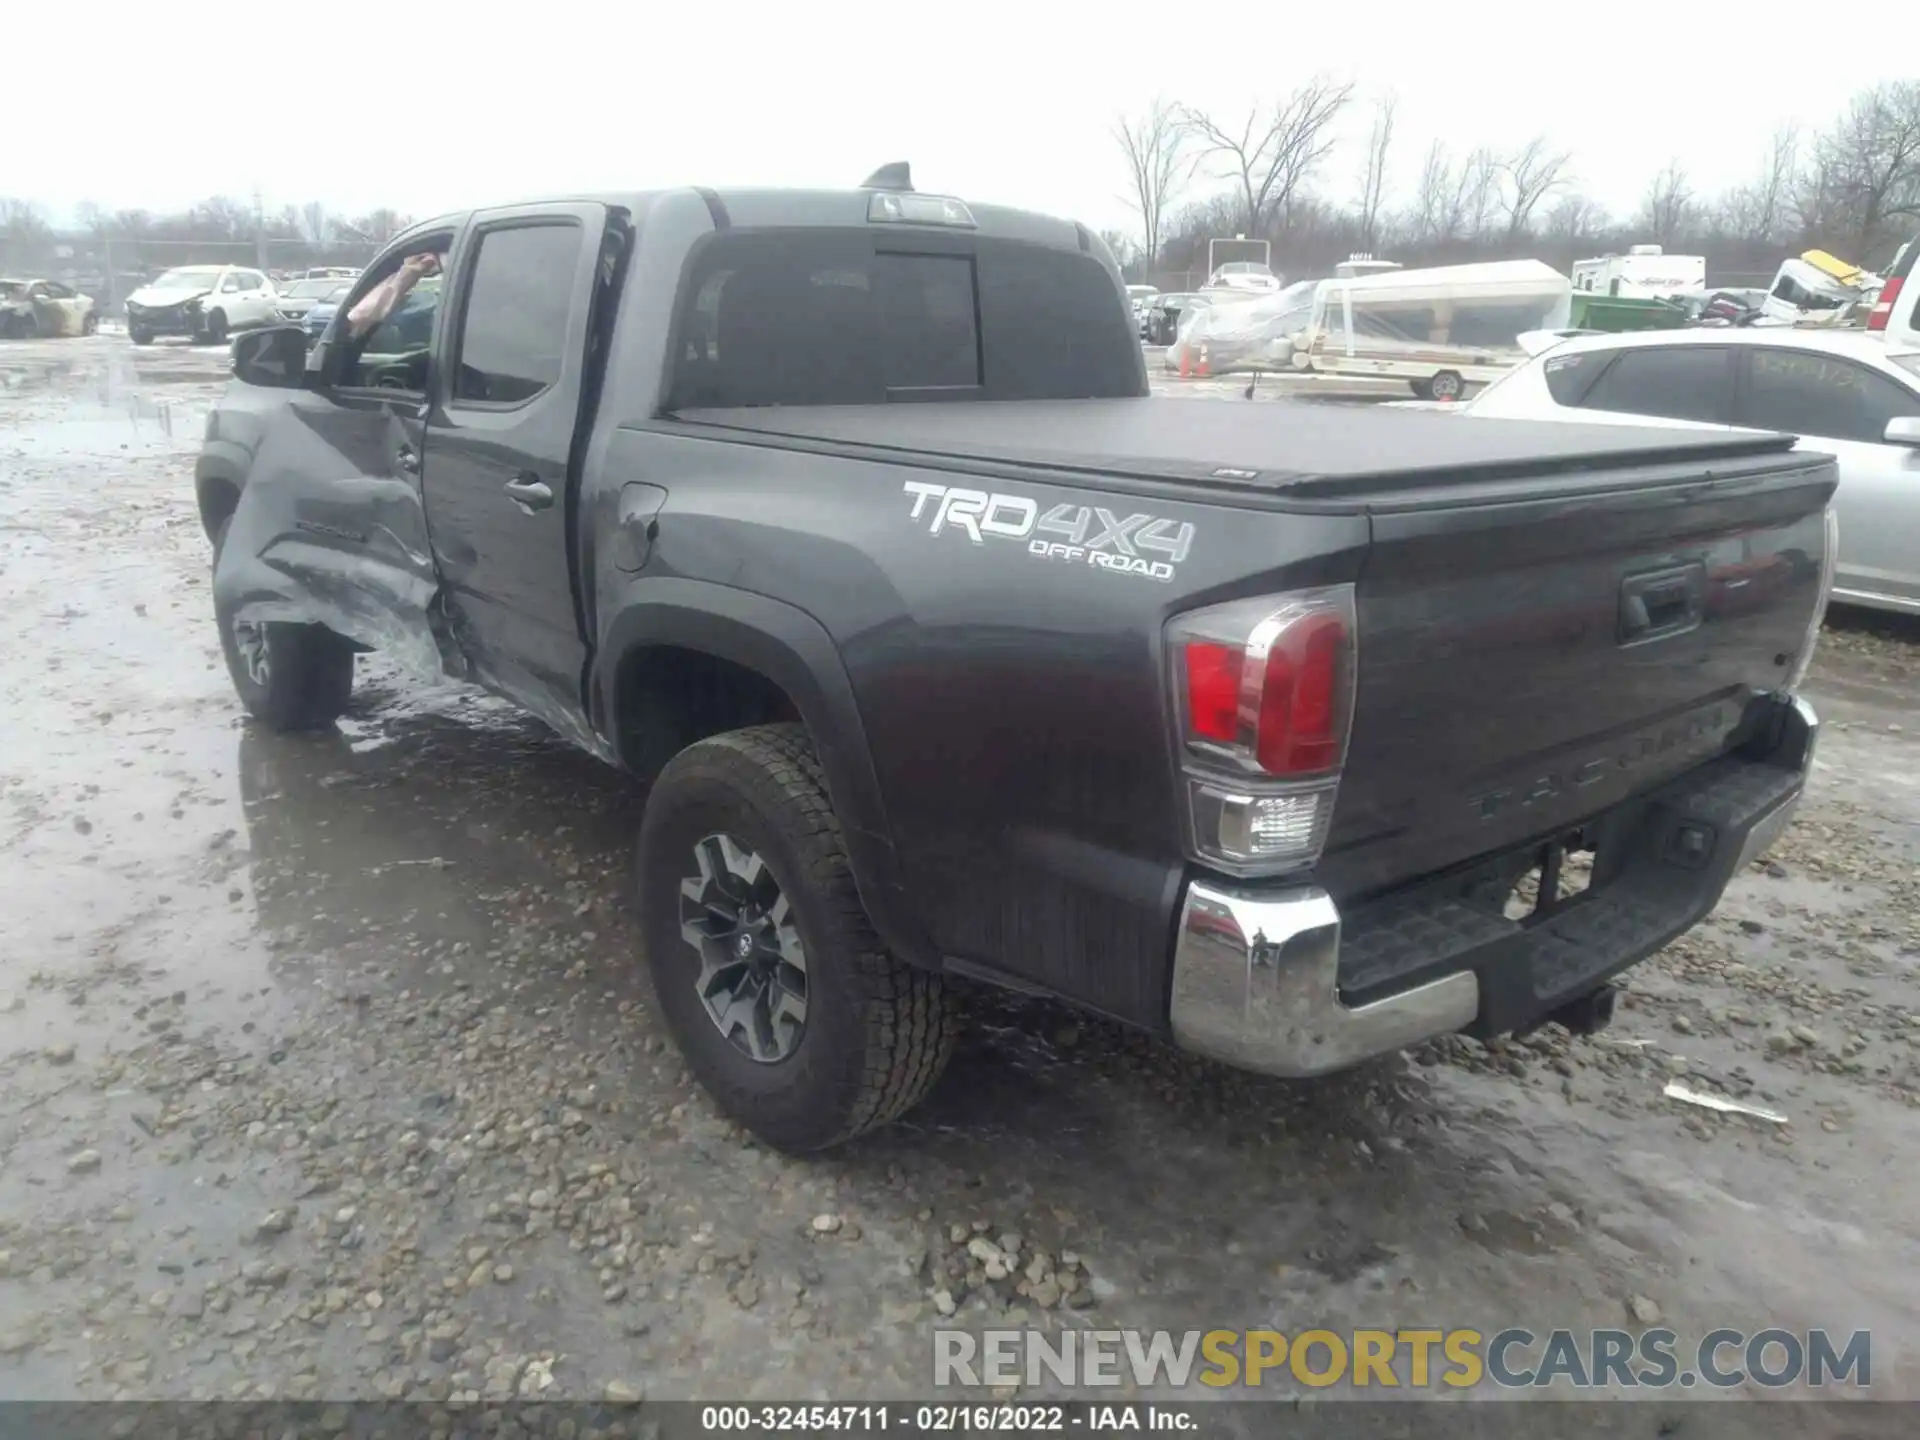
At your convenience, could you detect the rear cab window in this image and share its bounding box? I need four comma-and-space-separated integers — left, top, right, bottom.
1574, 346, 1732, 424
667, 229, 1141, 409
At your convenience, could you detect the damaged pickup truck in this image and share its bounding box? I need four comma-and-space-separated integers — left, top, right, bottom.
196, 168, 1836, 1151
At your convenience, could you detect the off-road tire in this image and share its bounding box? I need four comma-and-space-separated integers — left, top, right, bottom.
637, 723, 958, 1152
211, 519, 355, 731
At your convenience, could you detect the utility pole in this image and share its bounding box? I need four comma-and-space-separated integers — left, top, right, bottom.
253, 182, 270, 273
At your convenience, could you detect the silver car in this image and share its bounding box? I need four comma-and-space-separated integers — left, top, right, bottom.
1460, 328, 1920, 615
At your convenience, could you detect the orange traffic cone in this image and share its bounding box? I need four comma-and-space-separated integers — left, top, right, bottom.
1196, 345, 1211, 378
1178, 347, 1190, 379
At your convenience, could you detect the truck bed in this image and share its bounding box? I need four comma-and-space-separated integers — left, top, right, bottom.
669, 396, 1801, 504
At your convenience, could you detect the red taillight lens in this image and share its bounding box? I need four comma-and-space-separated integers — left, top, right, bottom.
1168, 587, 1357, 874
1183, 641, 1244, 743
1171, 590, 1355, 779
1256, 611, 1346, 774
1867, 275, 1901, 332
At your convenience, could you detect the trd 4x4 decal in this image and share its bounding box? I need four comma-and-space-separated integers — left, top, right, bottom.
902, 481, 1195, 583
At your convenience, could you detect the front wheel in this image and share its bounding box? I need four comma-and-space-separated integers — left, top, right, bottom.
637, 724, 958, 1152
211, 520, 355, 730
1429, 370, 1464, 402
129, 326, 153, 346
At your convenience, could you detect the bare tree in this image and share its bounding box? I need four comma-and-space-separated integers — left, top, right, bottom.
1544, 193, 1608, 242
189, 195, 253, 238
349, 209, 410, 245
1113, 100, 1191, 272
1408, 139, 1455, 243
1639, 160, 1695, 243
1501, 136, 1573, 243
1181, 76, 1354, 235
1752, 124, 1800, 245
1356, 92, 1397, 249
0, 197, 49, 234
1810, 81, 1920, 256
301, 201, 332, 245
1458, 148, 1502, 241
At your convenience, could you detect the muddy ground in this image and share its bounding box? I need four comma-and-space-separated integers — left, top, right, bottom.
0, 337, 1916, 1420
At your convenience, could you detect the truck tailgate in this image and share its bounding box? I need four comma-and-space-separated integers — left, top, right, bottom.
1314, 450, 1835, 903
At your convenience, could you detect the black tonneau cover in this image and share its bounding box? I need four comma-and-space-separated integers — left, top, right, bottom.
669, 397, 1800, 504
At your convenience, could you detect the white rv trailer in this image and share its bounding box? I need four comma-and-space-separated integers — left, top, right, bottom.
1570, 244, 1706, 298
1292, 259, 1573, 399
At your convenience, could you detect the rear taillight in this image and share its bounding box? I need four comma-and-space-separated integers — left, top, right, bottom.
1867, 275, 1901, 332
1167, 586, 1356, 875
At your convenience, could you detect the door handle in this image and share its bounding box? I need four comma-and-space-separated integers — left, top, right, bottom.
396, 446, 419, 474
504, 475, 554, 512
1618, 563, 1705, 645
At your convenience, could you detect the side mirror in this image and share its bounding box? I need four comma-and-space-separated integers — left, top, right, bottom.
232, 325, 310, 389
1884, 416, 1920, 447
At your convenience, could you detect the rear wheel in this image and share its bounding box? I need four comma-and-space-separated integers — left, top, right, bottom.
211, 520, 355, 731
1429, 370, 1464, 402
637, 724, 958, 1152
129, 326, 153, 346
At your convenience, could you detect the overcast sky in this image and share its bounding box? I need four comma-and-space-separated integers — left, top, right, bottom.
9, 1, 1917, 239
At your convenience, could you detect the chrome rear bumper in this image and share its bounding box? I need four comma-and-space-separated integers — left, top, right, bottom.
1168, 695, 1818, 1079
1168, 883, 1479, 1077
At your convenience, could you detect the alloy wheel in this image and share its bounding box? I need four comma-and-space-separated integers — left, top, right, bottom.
678, 833, 809, 1063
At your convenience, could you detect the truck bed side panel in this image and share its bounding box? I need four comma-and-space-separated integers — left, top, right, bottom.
602, 428, 1368, 1025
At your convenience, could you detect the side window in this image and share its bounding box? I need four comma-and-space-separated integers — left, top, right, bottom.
339, 247, 450, 393
42, 281, 73, 299
451, 224, 583, 405
241, 271, 266, 291
1577, 347, 1730, 424
220, 272, 243, 293
1739, 349, 1919, 445
1542, 349, 1607, 406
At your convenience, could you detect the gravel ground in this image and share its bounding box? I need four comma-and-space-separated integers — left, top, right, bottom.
1, 336, 1916, 1416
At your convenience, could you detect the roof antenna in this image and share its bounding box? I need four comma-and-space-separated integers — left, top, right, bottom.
862, 162, 913, 191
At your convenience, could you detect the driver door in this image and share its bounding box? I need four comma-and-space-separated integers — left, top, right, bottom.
233, 237, 460, 677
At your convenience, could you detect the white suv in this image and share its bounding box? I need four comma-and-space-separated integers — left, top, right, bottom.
1461, 328, 1920, 616
125, 265, 280, 345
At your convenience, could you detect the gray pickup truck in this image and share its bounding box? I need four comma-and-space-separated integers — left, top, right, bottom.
195, 166, 1835, 1151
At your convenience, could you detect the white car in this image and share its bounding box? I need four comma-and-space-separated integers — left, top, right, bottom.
1461, 328, 1920, 615
125, 265, 280, 346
